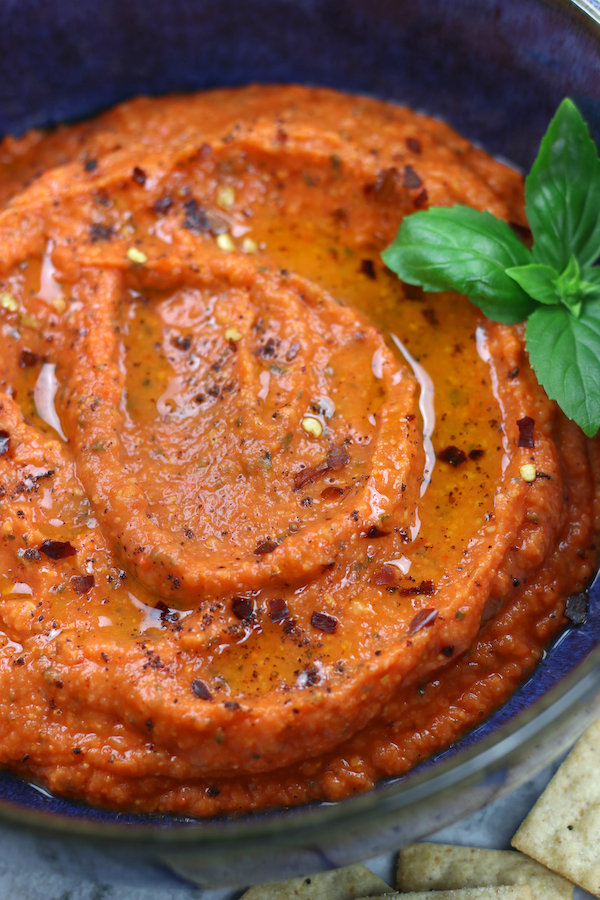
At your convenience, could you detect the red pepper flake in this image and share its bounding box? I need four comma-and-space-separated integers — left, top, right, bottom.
507, 366, 520, 379
439, 445, 467, 467
403, 165, 422, 189
421, 307, 439, 326
155, 601, 180, 625
71, 574, 95, 594
268, 597, 289, 623
132, 166, 147, 185
406, 137, 422, 153
360, 259, 376, 280
0, 430, 9, 457
293, 444, 350, 491
153, 195, 173, 215
517, 415, 535, 448
442, 645, 454, 657
413, 188, 429, 208
373, 564, 399, 587
469, 448, 484, 460
19, 349, 40, 367
182, 198, 210, 233
39, 540, 77, 560
402, 282, 425, 301
255, 540, 278, 555
364, 525, 389, 539
89, 223, 112, 242
408, 607, 438, 635
224, 701, 240, 710
192, 679, 213, 701
232, 596, 253, 620
400, 579, 435, 596
368, 167, 400, 202
311, 611, 338, 633
84, 159, 97, 172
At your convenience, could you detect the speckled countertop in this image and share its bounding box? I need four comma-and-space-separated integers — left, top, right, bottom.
0, 754, 594, 900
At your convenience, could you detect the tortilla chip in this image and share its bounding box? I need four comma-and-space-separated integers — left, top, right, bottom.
397, 842, 572, 899
512, 718, 600, 897
356, 888, 531, 899
240, 863, 390, 900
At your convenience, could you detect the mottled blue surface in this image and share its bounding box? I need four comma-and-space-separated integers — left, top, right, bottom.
0, 0, 599, 835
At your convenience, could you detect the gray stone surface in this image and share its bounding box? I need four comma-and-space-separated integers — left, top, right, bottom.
0, 758, 593, 899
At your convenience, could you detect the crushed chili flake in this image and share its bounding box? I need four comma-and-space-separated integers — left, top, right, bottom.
469, 448, 484, 460
153, 195, 173, 215
192, 679, 212, 701
507, 366, 520, 379
439, 445, 467, 467
406, 137, 422, 153
84, 159, 98, 172
232, 596, 253, 620
442, 645, 454, 657
565, 591, 588, 625
311, 611, 338, 633
400, 579, 435, 596
268, 597, 289, 624
403, 165, 422, 189
132, 166, 147, 185
182, 198, 210, 233
402, 282, 424, 301
293, 444, 350, 491
89, 223, 112, 242
413, 188, 428, 208
421, 308, 439, 326
19, 349, 40, 367
370, 167, 399, 202
254, 540, 278, 555
224, 701, 240, 710
517, 415, 535, 448
408, 607, 438, 635
364, 525, 389, 538
0, 430, 9, 457
360, 259, 376, 280
39, 540, 77, 560
71, 574, 95, 594
373, 564, 399, 586
156, 601, 179, 625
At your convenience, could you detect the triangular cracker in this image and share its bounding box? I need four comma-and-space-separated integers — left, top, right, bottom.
240, 863, 390, 900
512, 718, 600, 897
397, 841, 572, 898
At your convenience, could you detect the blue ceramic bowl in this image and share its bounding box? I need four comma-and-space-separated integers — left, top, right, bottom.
1, 0, 600, 887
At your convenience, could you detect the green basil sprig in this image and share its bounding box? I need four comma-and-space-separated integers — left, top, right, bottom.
382, 98, 600, 437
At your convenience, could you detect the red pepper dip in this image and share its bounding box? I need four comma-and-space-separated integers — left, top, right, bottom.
0, 85, 598, 815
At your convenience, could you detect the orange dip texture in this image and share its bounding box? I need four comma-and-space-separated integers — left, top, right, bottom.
0, 85, 598, 815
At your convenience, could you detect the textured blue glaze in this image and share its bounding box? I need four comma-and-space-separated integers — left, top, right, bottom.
0, 0, 598, 831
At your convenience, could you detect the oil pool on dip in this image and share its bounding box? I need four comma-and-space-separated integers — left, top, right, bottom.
0, 86, 597, 816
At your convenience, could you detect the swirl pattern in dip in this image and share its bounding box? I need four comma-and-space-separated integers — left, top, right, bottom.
0, 86, 597, 815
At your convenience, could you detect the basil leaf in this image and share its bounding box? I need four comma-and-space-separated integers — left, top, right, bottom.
382, 205, 535, 324
581, 265, 600, 286
527, 98, 600, 270
505, 264, 559, 305
526, 304, 600, 437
